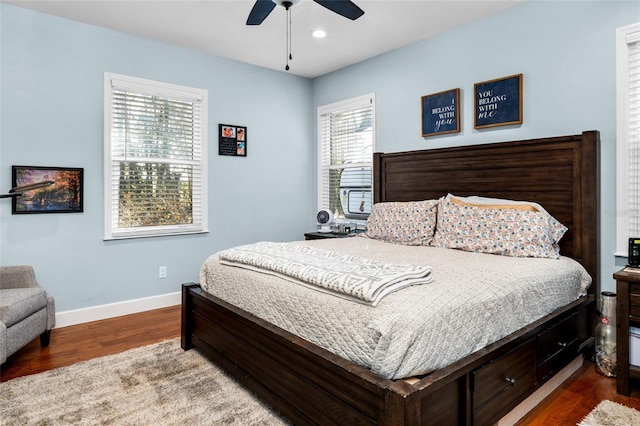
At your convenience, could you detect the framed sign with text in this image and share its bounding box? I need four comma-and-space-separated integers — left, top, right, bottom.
219, 124, 247, 157
474, 74, 523, 129
421, 88, 460, 137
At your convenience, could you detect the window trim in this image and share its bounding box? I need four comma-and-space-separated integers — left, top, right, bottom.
616, 23, 640, 256
317, 93, 376, 219
103, 73, 208, 240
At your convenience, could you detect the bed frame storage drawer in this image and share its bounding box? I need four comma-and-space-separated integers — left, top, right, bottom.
472, 338, 536, 425
536, 311, 579, 382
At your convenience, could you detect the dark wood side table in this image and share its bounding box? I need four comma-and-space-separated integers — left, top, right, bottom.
304, 231, 353, 240
614, 268, 640, 395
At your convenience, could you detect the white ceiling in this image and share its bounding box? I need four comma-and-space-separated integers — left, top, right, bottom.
4, 0, 525, 78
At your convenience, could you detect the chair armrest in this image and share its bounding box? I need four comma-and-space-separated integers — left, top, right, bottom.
0, 265, 39, 289
46, 292, 56, 329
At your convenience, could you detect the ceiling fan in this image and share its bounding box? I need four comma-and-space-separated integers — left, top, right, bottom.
246, 0, 365, 26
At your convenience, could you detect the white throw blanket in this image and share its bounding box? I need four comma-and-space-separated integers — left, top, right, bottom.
218, 242, 433, 306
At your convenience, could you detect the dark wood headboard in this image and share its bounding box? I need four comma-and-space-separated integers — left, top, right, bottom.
373, 130, 600, 294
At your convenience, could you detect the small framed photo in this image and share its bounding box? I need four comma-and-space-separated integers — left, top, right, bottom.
12, 166, 84, 214
219, 124, 247, 157
474, 74, 523, 129
421, 88, 461, 137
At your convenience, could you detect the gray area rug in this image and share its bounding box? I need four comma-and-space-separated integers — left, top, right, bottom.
0, 338, 288, 425
578, 399, 640, 426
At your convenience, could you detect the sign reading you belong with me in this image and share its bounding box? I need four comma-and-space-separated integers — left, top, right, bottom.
474, 74, 523, 129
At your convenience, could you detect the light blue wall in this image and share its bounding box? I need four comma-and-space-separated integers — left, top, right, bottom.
2, 2, 638, 312
312, 0, 640, 294
0, 4, 314, 311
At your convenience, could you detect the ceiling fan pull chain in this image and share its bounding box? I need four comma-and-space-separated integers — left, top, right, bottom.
285, 2, 292, 71
289, 5, 293, 61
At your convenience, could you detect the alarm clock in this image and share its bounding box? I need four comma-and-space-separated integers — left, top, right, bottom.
629, 237, 640, 267
317, 209, 334, 233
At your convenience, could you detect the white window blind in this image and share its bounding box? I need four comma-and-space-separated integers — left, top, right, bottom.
104, 73, 208, 239
617, 23, 640, 256
318, 93, 375, 221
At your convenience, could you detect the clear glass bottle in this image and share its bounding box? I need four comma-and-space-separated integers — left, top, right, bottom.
595, 291, 617, 377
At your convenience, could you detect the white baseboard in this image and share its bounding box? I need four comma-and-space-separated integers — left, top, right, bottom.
54, 292, 181, 328
497, 354, 584, 426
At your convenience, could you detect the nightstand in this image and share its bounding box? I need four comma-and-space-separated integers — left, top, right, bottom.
304, 231, 352, 240
614, 268, 640, 395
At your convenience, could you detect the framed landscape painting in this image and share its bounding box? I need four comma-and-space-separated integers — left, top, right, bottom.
12, 166, 83, 214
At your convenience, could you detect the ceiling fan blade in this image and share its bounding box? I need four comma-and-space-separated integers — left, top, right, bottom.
246, 0, 277, 25
313, 0, 364, 20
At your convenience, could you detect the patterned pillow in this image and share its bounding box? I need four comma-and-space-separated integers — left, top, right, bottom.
433, 200, 567, 258
366, 200, 439, 246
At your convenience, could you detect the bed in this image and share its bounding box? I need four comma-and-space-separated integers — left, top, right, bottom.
181, 130, 600, 425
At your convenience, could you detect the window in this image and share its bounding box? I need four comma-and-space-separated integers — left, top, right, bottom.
104, 73, 208, 239
616, 23, 640, 255
317, 93, 375, 221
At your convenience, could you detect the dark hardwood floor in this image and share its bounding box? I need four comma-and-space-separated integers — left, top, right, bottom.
0, 305, 181, 382
515, 362, 640, 425
1, 305, 639, 425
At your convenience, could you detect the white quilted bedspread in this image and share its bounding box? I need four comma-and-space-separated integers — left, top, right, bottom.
200, 237, 591, 380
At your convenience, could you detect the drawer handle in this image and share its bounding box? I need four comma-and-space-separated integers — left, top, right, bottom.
504, 376, 516, 385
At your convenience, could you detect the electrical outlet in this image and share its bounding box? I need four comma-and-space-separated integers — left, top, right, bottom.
159, 266, 167, 279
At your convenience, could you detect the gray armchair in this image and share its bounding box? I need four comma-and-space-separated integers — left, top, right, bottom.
0, 265, 55, 364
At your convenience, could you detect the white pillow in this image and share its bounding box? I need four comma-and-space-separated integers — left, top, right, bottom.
445, 193, 549, 214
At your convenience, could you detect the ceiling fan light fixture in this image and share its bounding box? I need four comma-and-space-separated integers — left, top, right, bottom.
310, 29, 327, 38
273, 0, 302, 6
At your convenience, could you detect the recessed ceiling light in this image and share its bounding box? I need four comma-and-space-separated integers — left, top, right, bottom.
310, 29, 327, 39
